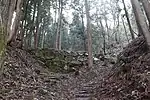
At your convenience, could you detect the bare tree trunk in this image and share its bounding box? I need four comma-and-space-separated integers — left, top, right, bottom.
41, 19, 46, 48
7, 0, 17, 37
7, 0, 23, 44
0, 0, 10, 45
55, 0, 61, 50
141, 0, 150, 28
55, 0, 63, 50
115, 12, 120, 44
99, 19, 106, 55
122, 0, 135, 40
85, 0, 93, 68
0, 0, 10, 73
104, 17, 109, 42
130, 0, 150, 48
121, 16, 129, 43
21, 0, 29, 48
28, 2, 36, 48
81, 6, 87, 51
34, 0, 41, 49
1, 0, 10, 31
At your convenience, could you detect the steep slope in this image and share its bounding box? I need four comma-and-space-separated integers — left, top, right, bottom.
94, 36, 150, 100
0, 46, 113, 100
0, 46, 65, 100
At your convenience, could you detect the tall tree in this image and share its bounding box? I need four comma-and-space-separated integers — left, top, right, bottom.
0, 0, 9, 55
121, 16, 129, 43
85, 0, 93, 68
34, 0, 42, 49
130, 0, 150, 48
20, 0, 30, 48
81, 6, 87, 51
141, 0, 150, 28
99, 19, 106, 55
122, 0, 135, 40
0, 0, 13, 71
7, 0, 17, 39
55, 0, 63, 50
7, 0, 24, 45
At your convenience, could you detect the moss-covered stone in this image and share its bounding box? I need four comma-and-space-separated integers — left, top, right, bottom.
29, 49, 85, 73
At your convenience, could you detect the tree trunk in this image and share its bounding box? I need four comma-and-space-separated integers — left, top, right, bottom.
99, 19, 106, 55
122, 0, 135, 40
81, 5, 87, 51
121, 16, 129, 43
7, 0, 23, 45
55, 0, 63, 50
130, 0, 150, 48
28, 1, 36, 48
7, 0, 17, 38
85, 0, 93, 68
21, 0, 30, 48
104, 17, 109, 42
1, 0, 10, 30
41, 19, 46, 48
0, 0, 10, 52
34, 0, 41, 49
0, 0, 12, 71
141, 0, 150, 28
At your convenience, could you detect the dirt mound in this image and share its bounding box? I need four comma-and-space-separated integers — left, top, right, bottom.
94, 36, 150, 100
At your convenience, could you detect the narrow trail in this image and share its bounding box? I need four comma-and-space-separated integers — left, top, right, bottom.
58, 61, 113, 100
0, 36, 148, 100
74, 83, 96, 100
0, 46, 113, 100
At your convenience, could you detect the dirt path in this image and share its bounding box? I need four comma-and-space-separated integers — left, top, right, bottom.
0, 47, 113, 100
57, 61, 113, 100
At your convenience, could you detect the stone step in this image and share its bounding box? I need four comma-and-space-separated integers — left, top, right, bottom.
75, 93, 91, 98
74, 97, 90, 100
78, 90, 89, 94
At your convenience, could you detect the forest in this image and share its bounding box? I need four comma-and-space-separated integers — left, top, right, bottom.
0, 0, 150, 99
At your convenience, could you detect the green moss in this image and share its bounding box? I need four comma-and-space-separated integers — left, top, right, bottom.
33, 49, 77, 73
0, 26, 5, 57
0, 26, 6, 75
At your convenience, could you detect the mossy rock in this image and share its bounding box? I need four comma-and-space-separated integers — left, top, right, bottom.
28, 49, 85, 73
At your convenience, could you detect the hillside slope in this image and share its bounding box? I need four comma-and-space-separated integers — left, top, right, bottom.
94, 36, 150, 100
1, 36, 149, 100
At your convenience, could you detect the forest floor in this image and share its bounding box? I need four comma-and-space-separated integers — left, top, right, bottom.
0, 36, 150, 100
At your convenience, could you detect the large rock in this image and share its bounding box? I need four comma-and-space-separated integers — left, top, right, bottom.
28, 49, 88, 73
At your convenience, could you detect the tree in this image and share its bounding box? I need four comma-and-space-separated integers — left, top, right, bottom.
55, 0, 63, 50
121, 16, 129, 43
0, 0, 13, 72
85, 0, 93, 68
141, 0, 150, 28
7, 0, 17, 40
7, 0, 23, 45
130, 0, 150, 48
122, 0, 135, 40
99, 18, 106, 55
69, 1, 86, 51
34, 0, 42, 49
69, 11, 85, 51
